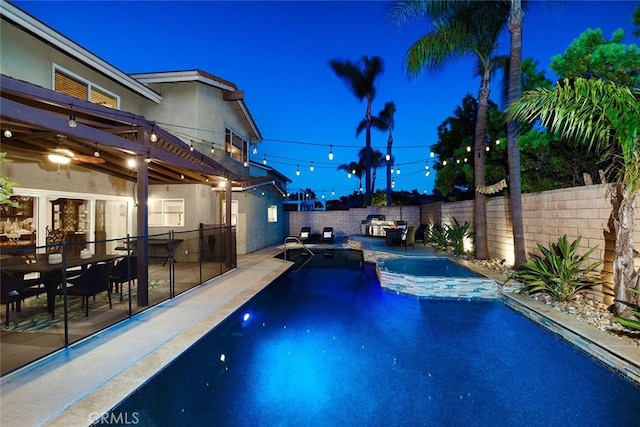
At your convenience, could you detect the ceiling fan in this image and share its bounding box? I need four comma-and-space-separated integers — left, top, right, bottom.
47, 134, 105, 165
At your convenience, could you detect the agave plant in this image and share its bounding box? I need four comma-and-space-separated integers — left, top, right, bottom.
615, 289, 640, 330
505, 235, 603, 302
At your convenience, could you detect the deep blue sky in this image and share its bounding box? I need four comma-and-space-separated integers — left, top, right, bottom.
13, 1, 639, 199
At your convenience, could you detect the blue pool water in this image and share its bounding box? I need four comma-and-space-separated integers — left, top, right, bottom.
379, 257, 480, 277
110, 250, 640, 426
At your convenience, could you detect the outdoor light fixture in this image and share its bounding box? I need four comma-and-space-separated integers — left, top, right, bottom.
48, 153, 71, 164
430, 151, 435, 158
348, 173, 352, 179
180, 174, 185, 179
68, 111, 77, 128
496, 139, 501, 145
390, 166, 394, 174
385, 153, 390, 161
443, 160, 447, 166
396, 166, 401, 175
94, 143, 100, 158
145, 152, 151, 163
219, 181, 227, 188
296, 165, 300, 176
425, 171, 430, 177
3, 128, 12, 138
263, 155, 267, 165
190, 142, 194, 151
127, 158, 136, 168
467, 146, 471, 152
486, 146, 490, 152
351, 168, 356, 174
322, 192, 325, 199
210, 143, 215, 153
310, 162, 314, 172
243, 161, 248, 167
331, 189, 335, 196
252, 144, 258, 155
149, 123, 158, 143
328, 145, 334, 160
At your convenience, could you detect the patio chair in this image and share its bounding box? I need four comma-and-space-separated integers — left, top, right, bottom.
415, 224, 427, 246
298, 227, 311, 242
1, 269, 44, 326
52, 261, 115, 318
110, 256, 138, 300
320, 227, 334, 244
401, 226, 417, 251
45, 227, 66, 254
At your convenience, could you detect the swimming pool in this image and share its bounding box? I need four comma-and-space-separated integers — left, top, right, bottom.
109, 250, 640, 425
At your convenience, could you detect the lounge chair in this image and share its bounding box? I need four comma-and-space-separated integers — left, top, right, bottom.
320, 227, 334, 244
298, 227, 311, 242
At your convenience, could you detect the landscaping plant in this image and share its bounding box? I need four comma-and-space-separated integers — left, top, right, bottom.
446, 218, 473, 256
505, 235, 602, 302
615, 289, 640, 330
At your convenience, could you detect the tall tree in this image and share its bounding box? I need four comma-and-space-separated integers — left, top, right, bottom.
390, 0, 510, 259
509, 78, 640, 316
506, 0, 526, 267
329, 56, 384, 206
358, 101, 396, 205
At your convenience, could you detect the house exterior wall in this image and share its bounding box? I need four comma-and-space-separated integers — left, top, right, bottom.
236, 188, 285, 254
139, 80, 251, 179
0, 20, 153, 114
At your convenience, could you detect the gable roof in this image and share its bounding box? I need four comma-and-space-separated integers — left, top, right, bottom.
130, 69, 262, 142
1, 0, 162, 103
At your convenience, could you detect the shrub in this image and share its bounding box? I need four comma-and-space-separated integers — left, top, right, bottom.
446, 218, 472, 256
505, 235, 602, 302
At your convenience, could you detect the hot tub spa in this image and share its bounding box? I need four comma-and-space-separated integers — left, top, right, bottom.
376, 257, 498, 299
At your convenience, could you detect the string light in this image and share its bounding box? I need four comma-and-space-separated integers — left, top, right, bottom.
127, 158, 136, 168
296, 165, 300, 176
210, 143, 215, 153
263, 155, 267, 165
3, 127, 12, 138
310, 162, 314, 172
145, 152, 151, 163
385, 153, 390, 161
94, 143, 100, 157
68, 105, 77, 128
252, 144, 258, 155
149, 128, 157, 142
328, 145, 334, 160
347, 172, 352, 178
190, 142, 194, 151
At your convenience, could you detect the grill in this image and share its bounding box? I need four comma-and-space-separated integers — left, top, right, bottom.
361, 214, 398, 236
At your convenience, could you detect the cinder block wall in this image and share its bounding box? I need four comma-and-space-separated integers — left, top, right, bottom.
287, 206, 421, 240
426, 184, 640, 303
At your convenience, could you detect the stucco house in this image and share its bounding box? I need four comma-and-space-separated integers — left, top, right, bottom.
0, 0, 289, 268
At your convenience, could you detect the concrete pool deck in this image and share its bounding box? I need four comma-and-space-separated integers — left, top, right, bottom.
1, 236, 638, 426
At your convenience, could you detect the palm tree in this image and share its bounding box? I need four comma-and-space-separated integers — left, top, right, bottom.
506, 0, 527, 267
358, 101, 396, 205
337, 161, 364, 200
508, 78, 640, 315
330, 56, 384, 206
390, 0, 510, 260
358, 147, 385, 197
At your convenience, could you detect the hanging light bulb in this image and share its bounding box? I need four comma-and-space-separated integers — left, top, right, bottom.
456, 159, 461, 164
94, 143, 100, 157
328, 145, 334, 160
145, 152, 151, 163
396, 166, 401, 175
149, 128, 157, 142
425, 163, 429, 170
263, 155, 267, 165
321, 192, 325, 199
180, 174, 185, 179
347, 172, 352, 179
127, 158, 136, 168
390, 166, 395, 174
331, 189, 335, 196
190, 142, 194, 152
443, 160, 447, 166
296, 165, 300, 176
385, 153, 390, 161
425, 171, 430, 177
467, 146, 471, 152
252, 144, 258, 155
210, 143, 215, 153
496, 139, 501, 145
3, 128, 12, 138
243, 161, 248, 167
430, 151, 435, 158
310, 162, 314, 172
68, 111, 77, 128
391, 180, 395, 188
351, 168, 356, 175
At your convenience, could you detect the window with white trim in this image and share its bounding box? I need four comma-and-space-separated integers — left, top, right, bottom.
148, 199, 184, 227
268, 205, 277, 223
53, 65, 120, 108
225, 128, 247, 166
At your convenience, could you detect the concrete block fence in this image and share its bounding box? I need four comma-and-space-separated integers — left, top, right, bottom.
285, 184, 639, 303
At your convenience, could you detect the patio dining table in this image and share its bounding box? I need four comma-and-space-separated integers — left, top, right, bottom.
2, 253, 122, 313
